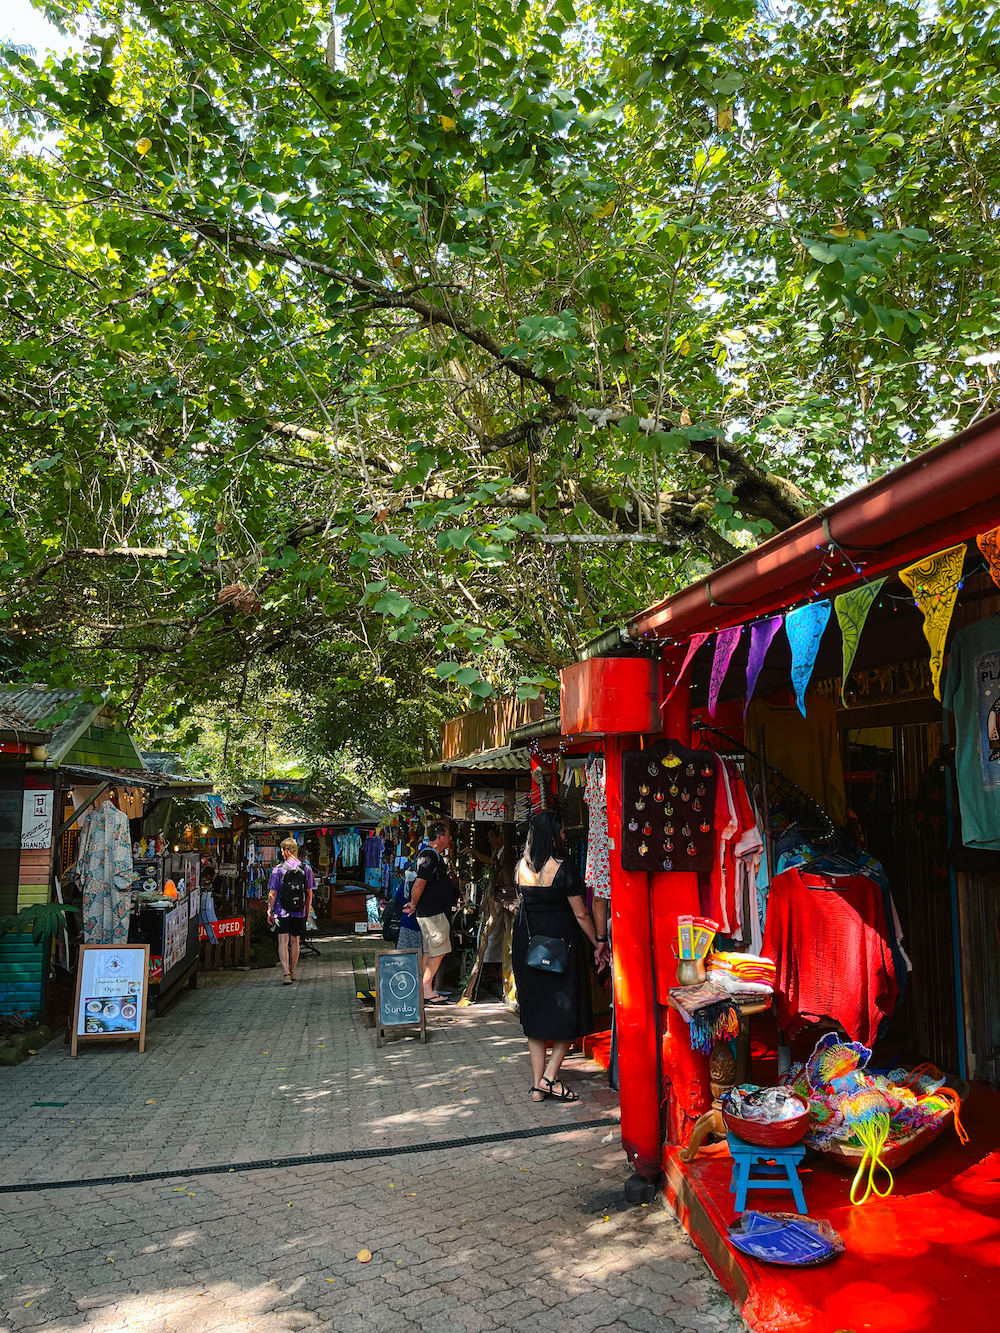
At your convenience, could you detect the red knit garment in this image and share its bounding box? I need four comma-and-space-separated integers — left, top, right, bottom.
762, 868, 900, 1045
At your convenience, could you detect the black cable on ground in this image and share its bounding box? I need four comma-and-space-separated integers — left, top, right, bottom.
0, 1117, 616, 1194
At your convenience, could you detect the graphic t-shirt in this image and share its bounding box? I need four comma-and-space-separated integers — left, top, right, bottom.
942, 615, 1000, 850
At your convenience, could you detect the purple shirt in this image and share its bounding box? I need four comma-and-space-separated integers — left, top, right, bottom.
268, 858, 315, 919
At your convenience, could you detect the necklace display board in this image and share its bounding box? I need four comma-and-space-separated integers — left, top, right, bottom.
71, 943, 150, 1057
621, 740, 719, 872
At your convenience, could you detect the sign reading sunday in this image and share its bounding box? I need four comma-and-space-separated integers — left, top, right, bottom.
375, 950, 426, 1048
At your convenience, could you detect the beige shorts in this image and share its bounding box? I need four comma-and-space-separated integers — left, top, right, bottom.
418, 912, 452, 959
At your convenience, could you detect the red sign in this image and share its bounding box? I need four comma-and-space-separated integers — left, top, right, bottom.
149, 956, 163, 983
198, 917, 245, 941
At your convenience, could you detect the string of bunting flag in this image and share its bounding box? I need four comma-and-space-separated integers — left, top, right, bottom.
662, 522, 1000, 717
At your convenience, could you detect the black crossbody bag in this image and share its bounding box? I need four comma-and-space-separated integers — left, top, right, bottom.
518, 882, 570, 974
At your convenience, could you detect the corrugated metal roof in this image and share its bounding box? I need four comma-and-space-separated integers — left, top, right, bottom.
0, 685, 106, 760
0, 684, 83, 725
437, 745, 530, 773
55, 761, 213, 792
140, 751, 188, 773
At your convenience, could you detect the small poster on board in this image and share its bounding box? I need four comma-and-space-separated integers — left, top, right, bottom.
21, 789, 53, 850
72, 944, 149, 1056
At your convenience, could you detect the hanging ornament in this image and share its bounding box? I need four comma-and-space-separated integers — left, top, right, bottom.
786, 599, 832, 717
708, 625, 743, 718
899, 544, 966, 700
744, 615, 783, 717
835, 578, 887, 705
663, 633, 710, 704
977, 523, 1000, 590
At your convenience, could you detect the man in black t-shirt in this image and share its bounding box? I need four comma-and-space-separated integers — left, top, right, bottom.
402, 821, 456, 1003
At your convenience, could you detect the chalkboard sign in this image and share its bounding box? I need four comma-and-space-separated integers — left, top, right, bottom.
71, 944, 150, 1057
375, 949, 426, 1048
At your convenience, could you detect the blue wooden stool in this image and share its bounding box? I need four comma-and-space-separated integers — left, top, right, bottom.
727, 1132, 807, 1214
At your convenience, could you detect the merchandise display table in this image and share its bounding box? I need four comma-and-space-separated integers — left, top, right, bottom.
677, 999, 770, 1162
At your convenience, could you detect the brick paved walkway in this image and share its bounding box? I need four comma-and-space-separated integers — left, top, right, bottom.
0, 939, 743, 1333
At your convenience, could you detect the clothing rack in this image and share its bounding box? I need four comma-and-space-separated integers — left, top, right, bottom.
693, 723, 839, 849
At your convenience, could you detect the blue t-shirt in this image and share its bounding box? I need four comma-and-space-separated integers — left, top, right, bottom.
942, 615, 1000, 850
268, 859, 315, 919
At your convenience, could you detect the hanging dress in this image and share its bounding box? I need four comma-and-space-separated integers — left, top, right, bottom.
78, 802, 133, 945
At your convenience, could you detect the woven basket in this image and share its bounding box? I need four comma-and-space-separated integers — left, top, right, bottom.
722, 1106, 811, 1148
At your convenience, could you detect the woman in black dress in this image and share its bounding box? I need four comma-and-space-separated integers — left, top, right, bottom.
513, 811, 601, 1103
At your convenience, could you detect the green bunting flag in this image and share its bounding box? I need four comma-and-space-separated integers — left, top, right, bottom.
835, 579, 886, 706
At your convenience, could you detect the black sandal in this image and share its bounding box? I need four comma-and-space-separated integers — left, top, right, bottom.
541, 1077, 579, 1103
530, 1085, 550, 1101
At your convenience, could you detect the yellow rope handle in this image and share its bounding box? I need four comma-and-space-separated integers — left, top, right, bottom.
849, 1119, 894, 1206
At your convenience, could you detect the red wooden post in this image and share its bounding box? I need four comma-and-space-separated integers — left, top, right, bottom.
606, 733, 662, 1180
651, 661, 712, 1146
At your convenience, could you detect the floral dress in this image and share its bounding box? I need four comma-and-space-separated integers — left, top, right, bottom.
584, 757, 611, 900
78, 802, 133, 944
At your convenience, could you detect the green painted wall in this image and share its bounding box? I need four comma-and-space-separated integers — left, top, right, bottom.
0, 935, 46, 1016
64, 723, 144, 771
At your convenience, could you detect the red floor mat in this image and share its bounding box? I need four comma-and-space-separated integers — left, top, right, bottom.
668, 1082, 1000, 1332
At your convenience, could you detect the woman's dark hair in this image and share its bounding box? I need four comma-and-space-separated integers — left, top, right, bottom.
523, 811, 565, 872
427, 820, 449, 841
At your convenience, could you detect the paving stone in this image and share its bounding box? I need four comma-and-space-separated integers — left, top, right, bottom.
0, 938, 741, 1333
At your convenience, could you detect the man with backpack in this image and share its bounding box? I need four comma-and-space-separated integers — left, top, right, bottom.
266, 836, 315, 984
402, 821, 458, 1003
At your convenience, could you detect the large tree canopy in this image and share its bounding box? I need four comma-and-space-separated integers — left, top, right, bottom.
2, 0, 999, 761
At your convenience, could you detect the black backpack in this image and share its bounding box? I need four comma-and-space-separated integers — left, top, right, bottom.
279, 865, 308, 913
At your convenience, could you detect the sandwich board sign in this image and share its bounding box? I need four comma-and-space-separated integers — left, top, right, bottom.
71, 944, 150, 1057
375, 949, 426, 1048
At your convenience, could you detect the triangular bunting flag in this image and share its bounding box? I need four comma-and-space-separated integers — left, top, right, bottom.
976, 524, 1000, 590
899, 544, 966, 700
786, 600, 832, 717
744, 616, 783, 717
835, 578, 886, 705
662, 632, 710, 706
708, 626, 742, 718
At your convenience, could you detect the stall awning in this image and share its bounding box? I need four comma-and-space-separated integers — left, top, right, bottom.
35, 760, 214, 796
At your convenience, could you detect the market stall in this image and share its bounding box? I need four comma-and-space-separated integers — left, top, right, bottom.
0, 687, 217, 1022
540, 409, 1000, 1331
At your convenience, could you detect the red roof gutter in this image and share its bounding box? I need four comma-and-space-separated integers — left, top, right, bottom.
630, 408, 1000, 642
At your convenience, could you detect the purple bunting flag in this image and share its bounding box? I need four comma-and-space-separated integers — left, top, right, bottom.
744, 616, 783, 717
708, 626, 743, 718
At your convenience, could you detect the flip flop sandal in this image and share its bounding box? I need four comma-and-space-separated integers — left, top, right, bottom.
541, 1077, 579, 1103
425, 997, 450, 1006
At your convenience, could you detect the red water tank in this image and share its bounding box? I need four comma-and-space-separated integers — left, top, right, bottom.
560, 658, 658, 737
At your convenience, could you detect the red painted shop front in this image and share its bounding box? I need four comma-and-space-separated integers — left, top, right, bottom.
557, 408, 1000, 1332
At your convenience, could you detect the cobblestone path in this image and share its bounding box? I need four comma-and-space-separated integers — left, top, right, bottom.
0, 938, 743, 1333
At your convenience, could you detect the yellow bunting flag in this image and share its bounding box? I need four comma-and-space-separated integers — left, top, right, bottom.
898, 545, 966, 700
976, 524, 1000, 590
835, 578, 886, 705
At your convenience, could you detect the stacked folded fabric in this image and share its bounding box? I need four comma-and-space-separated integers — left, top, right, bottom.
708, 951, 776, 995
